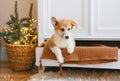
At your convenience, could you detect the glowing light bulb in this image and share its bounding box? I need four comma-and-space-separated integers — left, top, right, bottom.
34, 20, 37, 22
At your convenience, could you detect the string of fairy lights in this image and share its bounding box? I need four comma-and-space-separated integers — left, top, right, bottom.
2, 18, 38, 45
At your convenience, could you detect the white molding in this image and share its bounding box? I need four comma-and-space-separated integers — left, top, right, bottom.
37, 0, 45, 46
75, 37, 120, 41
97, 0, 120, 30
90, 0, 93, 36
97, 0, 120, 29
91, 0, 120, 36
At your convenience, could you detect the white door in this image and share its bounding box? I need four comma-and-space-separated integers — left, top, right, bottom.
38, 0, 91, 45
91, 0, 120, 38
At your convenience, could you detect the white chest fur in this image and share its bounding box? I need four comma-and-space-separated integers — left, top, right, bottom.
53, 34, 72, 48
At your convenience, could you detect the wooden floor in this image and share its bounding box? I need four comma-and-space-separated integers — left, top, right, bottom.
0, 61, 38, 81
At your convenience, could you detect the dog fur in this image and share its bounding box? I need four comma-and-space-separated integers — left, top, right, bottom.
44, 16, 77, 63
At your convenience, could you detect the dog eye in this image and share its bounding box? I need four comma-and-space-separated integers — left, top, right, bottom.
68, 28, 70, 31
61, 28, 64, 31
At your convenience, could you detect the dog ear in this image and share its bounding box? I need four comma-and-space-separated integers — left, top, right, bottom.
51, 16, 58, 26
71, 20, 77, 28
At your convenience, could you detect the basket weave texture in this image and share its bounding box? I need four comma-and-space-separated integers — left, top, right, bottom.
6, 44, 37, 71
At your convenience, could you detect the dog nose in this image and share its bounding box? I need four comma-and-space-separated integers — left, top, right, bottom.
65, 36, 69, 39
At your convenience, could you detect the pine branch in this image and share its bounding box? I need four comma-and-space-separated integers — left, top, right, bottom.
20, 17, 30, 27
29, 3, 33, 19
6, 20, 14, 26
15, 0, 18, 20
10, 15, 16, 22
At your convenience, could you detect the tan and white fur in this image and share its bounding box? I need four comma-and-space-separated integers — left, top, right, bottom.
44, 16, 77, 63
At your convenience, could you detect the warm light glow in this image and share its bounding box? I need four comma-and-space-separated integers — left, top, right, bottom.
14, 41, 19, 44
32, 19, 34, 21
34, 20, 37, 22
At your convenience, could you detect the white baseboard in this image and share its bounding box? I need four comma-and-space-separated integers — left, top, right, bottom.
0, 47, 8, 61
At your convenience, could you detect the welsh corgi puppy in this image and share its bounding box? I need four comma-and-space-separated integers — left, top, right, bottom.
44, 16, 77, 63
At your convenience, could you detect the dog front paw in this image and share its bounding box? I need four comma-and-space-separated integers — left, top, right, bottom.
58, 57, 64, 63
67, 47, 74, 54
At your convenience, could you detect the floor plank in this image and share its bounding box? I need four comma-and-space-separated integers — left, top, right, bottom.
0, 61, 38, 81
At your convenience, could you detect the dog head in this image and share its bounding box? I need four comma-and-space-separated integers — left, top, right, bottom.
51, 16, 77, 39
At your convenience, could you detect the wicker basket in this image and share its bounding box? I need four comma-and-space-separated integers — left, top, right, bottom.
6, 44, 37, 71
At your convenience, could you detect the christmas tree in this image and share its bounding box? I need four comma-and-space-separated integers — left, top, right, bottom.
0, 1, 38, 45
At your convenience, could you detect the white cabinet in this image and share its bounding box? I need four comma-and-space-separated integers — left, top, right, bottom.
37, 0, 120, 45
91, 0, 120, 37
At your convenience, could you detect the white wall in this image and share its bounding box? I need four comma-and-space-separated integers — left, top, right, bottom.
0, 0, 37, 60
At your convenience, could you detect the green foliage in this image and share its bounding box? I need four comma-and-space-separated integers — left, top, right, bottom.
20, 18, 31, 27
0, 1, 38, 45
